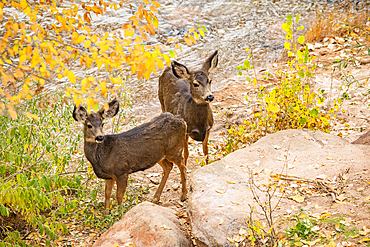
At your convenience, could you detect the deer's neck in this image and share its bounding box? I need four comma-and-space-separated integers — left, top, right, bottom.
83, 139, 112, 179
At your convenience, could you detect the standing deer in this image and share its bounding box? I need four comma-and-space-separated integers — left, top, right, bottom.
73, 99, 188, 211
158, 50, 218, 164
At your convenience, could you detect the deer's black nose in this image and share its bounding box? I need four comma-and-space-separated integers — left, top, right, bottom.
206, 95, 214, 102
95, 136, 104, 142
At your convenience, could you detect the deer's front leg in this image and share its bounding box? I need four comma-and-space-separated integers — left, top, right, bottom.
202, 128, 211, 164
104, 179, 115, 212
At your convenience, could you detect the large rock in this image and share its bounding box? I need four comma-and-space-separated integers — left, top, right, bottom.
188, 129, 370, 246
93, 201, 192, 247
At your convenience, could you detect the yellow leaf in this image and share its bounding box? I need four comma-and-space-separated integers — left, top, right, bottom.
184, 37, 192, 46
9, 109, 17, 119
142, 0, 149, 4
219, 219, 223, 225
25, 112, 40, 120
189, 35, 197, 44
215, 190, 225, 194
189, 27, 195, 33
360, 238, 370, 242
320, 213, 331, 220
77, 35, 86, 44
68, 71, 76, 83
0, 8, 3, 21
227, 237, 235, 243
104, 102, 109, 111
226, 180, 235, 184
161, 225, 171, 230
84, 40, 91, 48
19, 55, 27, 65
290, 195, 304, 203
149, 6, 158, 12
163, 54, 171, 66
284, 41, 291, 50
152, 1, 162, 7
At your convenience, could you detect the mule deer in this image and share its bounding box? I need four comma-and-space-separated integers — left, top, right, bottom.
158, 50, 218, 164
73, 99, 188, 211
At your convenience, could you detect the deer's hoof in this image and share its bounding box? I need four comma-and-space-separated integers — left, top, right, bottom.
152, 198, 160, 204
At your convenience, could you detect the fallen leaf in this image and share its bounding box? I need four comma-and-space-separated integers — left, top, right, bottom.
337, 194, 347, 201
312, 226, 320, 232
215, 190, 225, 194
161, 225, 171, 230
264, 169, 272, 175
288, 163, 295, 169
359, 226, 370, 235
226, 180, 236, 184
365, 180, 370, 185
239, 228, 247, 235
273, 145, 281, 150
357, 187, 365, 192
290, 195, 305, 203
320, 213, 331, 220
360, 238, 370, 242
231, 201, 241, 205
227, 237, 235, 243
219, 219, 224, 225
316, 174, 329, 180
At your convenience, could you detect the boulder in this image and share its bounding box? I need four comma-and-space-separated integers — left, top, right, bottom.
188, 129, 370, 246
93, 201, 192, 247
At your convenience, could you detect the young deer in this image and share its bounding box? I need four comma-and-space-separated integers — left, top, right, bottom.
158, 50, 218, 164
73, 99, 188, 211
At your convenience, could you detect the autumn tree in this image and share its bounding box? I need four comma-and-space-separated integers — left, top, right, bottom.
0, 0, 206, 245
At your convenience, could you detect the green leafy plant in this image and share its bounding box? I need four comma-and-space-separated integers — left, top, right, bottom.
0, 89, 146, 246
219, 14, 343, 156
285, 214, 319, 244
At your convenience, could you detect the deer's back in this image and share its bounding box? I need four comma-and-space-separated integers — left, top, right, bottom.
159, 67, 192, 115
85, 113, 186, 180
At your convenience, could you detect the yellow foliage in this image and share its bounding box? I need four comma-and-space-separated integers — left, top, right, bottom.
0, 0, 204, 117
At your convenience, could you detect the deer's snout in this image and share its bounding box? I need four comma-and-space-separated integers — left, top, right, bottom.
95, 136, 104, 143
205, 95, 214, 102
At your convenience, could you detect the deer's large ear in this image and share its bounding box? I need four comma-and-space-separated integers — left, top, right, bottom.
99, 99, 119, 119
171, 61, 191, 80
73, 105, 88, 122
202, 50, 218, 75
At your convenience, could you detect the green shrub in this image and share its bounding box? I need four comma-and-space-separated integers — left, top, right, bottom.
219, 14, 343, 156
0, 90, 144, 246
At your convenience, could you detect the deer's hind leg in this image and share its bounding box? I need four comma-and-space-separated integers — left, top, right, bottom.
116, 174, 129, 206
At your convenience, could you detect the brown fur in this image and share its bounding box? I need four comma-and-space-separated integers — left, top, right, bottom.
158, 51, 218, 164
73, 100, 188, 211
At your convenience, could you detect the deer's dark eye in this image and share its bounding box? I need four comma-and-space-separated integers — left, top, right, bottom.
87, 124, 93, 129
193, 83, 200, 87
